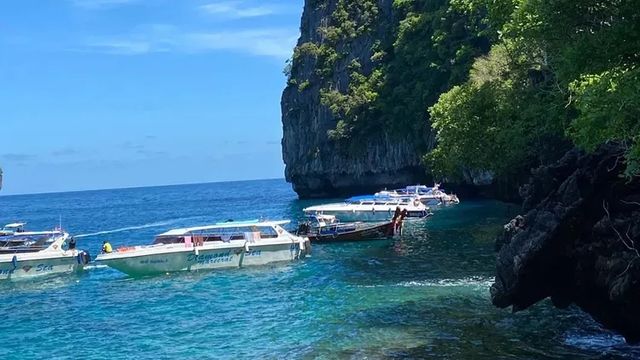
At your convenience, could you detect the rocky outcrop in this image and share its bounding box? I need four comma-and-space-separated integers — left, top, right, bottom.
281, 0, 429, 198
491, 143, 640, 343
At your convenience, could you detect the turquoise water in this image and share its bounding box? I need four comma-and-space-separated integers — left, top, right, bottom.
0, 179, 637, 359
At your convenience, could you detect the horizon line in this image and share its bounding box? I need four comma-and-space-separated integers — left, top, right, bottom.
0, 177, 287, 197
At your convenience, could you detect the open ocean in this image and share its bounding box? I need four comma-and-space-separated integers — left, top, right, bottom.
0, 179, 637, 359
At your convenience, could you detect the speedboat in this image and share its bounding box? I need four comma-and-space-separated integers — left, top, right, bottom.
376, 184, 460, 206
0, 229, 91, 280
297, 214, 405, 242
303, 196, 431, 222
96, 220, 311, 277
0, 222, 27, 236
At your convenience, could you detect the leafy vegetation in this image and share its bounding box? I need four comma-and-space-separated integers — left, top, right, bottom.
287, 0, 640, 178
289, 0, 489, 146
428, 0, 640, 178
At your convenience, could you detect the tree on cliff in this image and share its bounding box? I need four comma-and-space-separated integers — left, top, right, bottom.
288, 0, 490, 149
427, 0, 640, 180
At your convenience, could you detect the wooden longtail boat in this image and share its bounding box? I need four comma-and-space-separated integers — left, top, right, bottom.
297, 214, 407, 243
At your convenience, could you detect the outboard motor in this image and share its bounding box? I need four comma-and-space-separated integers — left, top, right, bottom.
296, 223, 310, 235
76, 251, 91, 266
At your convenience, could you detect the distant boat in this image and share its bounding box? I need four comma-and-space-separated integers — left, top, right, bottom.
0, 229, 91, 281
96, 220, 311, 277
376, 184, 460, 206
303, 196, 430, 222
296, 214, 404, 242
0, 222, 27, 236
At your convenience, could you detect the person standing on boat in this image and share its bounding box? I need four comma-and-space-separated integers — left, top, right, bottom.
391, 207, 402, 233
68, 237, 76, 250
102, 240, 113, 253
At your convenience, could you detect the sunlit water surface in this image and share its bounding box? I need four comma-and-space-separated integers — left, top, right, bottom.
0, 179, 638, 359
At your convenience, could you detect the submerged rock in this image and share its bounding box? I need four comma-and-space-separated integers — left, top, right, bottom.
491, 143, 640, 343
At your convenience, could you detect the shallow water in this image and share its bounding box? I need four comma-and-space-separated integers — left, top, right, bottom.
0, 179, 637, 359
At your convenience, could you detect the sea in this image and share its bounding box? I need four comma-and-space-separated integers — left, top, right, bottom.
0, 178, 637, 359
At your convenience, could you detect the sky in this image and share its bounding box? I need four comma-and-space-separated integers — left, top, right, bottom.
0, 0, 303, 195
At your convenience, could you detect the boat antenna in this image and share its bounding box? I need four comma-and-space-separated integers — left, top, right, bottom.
59, 214, 62, 231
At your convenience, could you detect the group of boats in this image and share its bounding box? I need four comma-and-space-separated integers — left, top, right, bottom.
0, 184, 458, 281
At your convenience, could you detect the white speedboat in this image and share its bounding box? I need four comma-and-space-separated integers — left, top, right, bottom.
96, 220, 311, 277
303, 197, 431, 222
376, 184, 460, 206
0, 230, 91, 281
0, 222, 27, 236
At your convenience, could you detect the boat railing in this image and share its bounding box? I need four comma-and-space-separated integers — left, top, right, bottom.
154, 227, 281, 245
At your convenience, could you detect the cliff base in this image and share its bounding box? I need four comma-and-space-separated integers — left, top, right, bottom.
491, 143, 640, 343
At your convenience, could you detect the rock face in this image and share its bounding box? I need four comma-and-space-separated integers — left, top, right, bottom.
281, 0, 429, 198
491, 143, 640, 343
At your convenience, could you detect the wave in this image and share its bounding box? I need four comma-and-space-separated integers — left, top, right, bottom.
360, 276, 494, 289
83, 264, 108, 270
75, 217, 203, 238
564, 332, 630, 350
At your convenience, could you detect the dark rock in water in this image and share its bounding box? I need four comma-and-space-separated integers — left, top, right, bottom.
491, 143, 640, 343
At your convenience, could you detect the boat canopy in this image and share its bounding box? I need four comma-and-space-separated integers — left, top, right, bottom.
306, 214, 337, 221
3, 222, 26, 229
305, 214, 338, 225
156, 220, 291, 237
346, 195, 413, 203
152, 220, 291, 245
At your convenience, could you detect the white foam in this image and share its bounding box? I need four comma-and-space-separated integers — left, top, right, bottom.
564, 333, 628, 350
360, 276, 494, 289
396, 276, 494, 288
83, 264, 108, 270
75, 218, 200, 238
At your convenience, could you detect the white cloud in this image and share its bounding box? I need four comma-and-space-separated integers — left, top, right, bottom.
88, 40, 153, 55
184, 29, 297, 58
71, 0, 139, 9
200, 1, 285, 19
85, 25, 297, 59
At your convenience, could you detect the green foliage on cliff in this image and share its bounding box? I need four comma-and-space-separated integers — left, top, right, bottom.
428, 0, 640, 178
290, 0, 490, 146
287, 0, 640, 177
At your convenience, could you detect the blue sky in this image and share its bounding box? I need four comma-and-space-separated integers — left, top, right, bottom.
0, 0, 302, 195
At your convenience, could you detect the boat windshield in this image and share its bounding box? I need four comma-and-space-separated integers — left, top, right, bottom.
154, 225, 279, 244
0, 233, 57, 253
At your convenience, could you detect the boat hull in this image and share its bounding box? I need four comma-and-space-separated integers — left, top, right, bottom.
0, 254, 82, 281
99, 246, 244, 277
98, 238, 311, 277
304, 210, 427, 222
309, 222, 395, 243
241, 241, 308, 266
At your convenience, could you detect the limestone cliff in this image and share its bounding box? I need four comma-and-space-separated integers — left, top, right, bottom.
491, 143, 640, 343
281, 0, 428, 198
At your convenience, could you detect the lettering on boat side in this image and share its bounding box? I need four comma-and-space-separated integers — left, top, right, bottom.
36, 264, 54, 272
0, 264, 54, 275
187, 251, 233, 264
140, 259, 169, 264
245, 249, 261, 257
